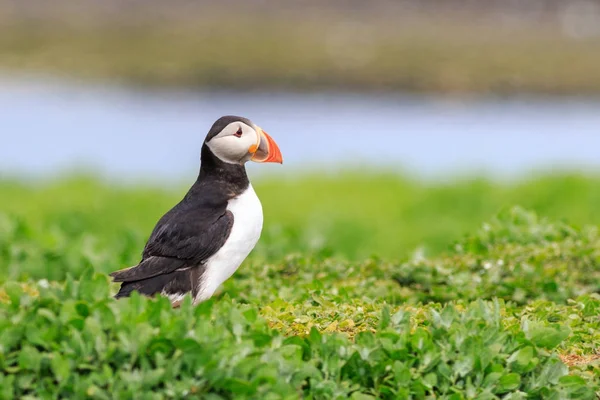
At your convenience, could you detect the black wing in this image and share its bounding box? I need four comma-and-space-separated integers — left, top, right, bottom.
142, 207, 234, 261
110, 201, 234, 284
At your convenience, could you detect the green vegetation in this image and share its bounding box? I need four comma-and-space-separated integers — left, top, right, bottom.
3, 172, 600, 274
2, 19, 600, 94
1, 173, 600, 398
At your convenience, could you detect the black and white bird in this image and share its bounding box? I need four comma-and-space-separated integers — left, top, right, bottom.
110, 116, 283, 306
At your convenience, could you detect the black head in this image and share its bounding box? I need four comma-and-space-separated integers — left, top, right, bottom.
205, 115, 255, 143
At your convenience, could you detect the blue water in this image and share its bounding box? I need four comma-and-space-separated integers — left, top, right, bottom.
2, 77, 600, 182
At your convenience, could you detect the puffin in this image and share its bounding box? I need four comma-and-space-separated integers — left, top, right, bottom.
110, 115, 283, 306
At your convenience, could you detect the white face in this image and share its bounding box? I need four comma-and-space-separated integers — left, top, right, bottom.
206, 121, 260, 164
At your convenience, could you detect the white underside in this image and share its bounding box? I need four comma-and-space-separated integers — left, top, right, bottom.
193, 184, 263, 304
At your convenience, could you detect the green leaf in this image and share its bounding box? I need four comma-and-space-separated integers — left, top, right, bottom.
411, 328, 431, 352
51, 354, 71, 383
482, 372, 502, 387
558, 375, 586, 388
508, 346, 538, 373
526, 324, 571, 349
502, 392, 527, 400
75, 302, 90, 318
537, 359, 568, 385
248, 332, 272, 347
308, 327, 321, 345
222, 378, 255, 395
379, 305, 391, 330
242, 308, 258, 323
393, 361, 411, 385
454, 356, 474, 377
495, 373, 521, 394
423, 372, 437, 389
18, 346, 42, 372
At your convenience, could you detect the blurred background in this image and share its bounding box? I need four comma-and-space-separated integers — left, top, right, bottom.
2, 0, 600, 178
2, 0, 600, 277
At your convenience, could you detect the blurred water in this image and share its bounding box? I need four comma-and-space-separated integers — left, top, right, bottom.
2, 77, 600, 182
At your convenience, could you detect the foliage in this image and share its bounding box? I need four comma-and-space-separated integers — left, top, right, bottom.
391, 207, 600, 305
1, 175, 600, 397
1, 277, 598, 398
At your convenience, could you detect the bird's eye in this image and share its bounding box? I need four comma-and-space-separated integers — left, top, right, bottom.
234, 128, 243, 138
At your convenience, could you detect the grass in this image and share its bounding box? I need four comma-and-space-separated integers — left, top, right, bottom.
2, 17, 600, 95
1, 173, 600, 398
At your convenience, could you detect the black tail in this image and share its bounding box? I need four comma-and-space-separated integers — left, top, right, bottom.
110, 256, 192, 299
114, 270, 193, 299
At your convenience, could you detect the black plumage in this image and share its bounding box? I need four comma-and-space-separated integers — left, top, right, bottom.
111, 116, 251, 301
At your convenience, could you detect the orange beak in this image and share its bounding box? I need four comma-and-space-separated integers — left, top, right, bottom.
250, 128, 283, 164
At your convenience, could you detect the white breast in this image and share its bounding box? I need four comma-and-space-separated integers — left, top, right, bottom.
194, 184, 263, 303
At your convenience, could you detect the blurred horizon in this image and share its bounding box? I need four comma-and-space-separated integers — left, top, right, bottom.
2, 0, 600, 95
3, 0, 599, 27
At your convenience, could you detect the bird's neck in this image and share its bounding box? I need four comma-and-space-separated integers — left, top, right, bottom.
197, 143, 250, 191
